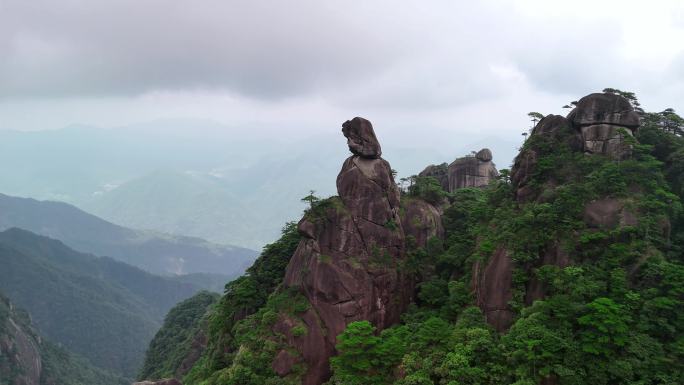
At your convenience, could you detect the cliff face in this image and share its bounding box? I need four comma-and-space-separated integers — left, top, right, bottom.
0, 295, 42, 385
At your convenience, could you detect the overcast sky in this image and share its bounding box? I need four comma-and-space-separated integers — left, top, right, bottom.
1, 0, 683, 149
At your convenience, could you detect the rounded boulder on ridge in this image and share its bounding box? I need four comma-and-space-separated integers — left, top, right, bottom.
567, 92, 640, 129
342, 117, 382, 158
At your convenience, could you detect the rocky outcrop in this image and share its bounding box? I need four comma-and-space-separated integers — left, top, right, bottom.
418, 163, 449, 192
0, 297, 42, 385
512, 92, 641, 202
525, 243, 572, 305
472, 247, 513, 332
276, 117, 415, 385
447, 149, 499, 191
175, 329, 208, 378
132, 380, 182, 385
567, 93, 640, 128
400, 198, 444, 249
420, 148, 498, 193
569, 93, 640, 159
583, 198, 638, 229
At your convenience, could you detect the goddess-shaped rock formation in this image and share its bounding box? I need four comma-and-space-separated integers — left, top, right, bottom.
274, 117, 419, 385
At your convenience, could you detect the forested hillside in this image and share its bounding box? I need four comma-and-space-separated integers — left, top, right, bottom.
0, 292, 128, 385
138, 291, 220, 381
0, 228, 204, 377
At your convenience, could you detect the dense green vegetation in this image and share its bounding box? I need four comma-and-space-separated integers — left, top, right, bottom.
39, 342, 129, 385
0, 228, 202, 377
181, 221, 302, 384
139, 291, 220, 381
326, 105, 684, 384
0, 292, 128, 385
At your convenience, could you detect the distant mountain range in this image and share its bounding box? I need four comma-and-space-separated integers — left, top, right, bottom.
0, 228, 208, 377
0, 193, 256, 277
0, 122, 520, 249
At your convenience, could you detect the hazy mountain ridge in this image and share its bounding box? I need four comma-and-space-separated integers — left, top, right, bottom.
0, 122, 518, 250
0, 193, 255, 277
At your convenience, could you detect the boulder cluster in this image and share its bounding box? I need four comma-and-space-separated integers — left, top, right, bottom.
419, 148, 499, 192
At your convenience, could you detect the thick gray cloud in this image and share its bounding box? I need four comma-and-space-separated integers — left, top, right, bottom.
0, 0, 682, 133
0, 1, 421, 99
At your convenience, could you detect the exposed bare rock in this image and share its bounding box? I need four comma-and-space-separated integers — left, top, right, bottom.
272, 349, 298, 377
400, 198, 444, 248
580, 124, 634, 158
342, 117, 382, 158
472, 247, 514, 332
175, 328, 208, 378
278, 118, 411, 385
568, 92, 640, 128
0, 298, 42, 385
583, 198, 638, 229
475, 148, 493, 162
447, 149, 499, 191
531, 114, 574, 136
420, 149, 498, 193
132, 380, 182, 385
1, 321, 42, 385
418, 163, 449, 192
567, 92, 641, 159
525, 243, 572, 305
